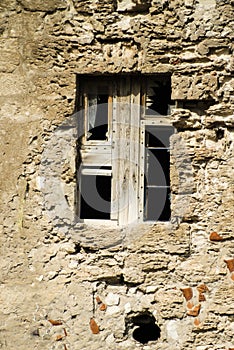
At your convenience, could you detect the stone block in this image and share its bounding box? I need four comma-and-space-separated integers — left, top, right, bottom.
209, 283, 234, 315
17, 0, 67, 11
155, 288, 184, 319
117, 0, 151, 12
105, 292, 120, 306
172, 74, 218, 100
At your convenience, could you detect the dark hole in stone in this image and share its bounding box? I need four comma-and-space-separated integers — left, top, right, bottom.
216, 128, 224, 140
31, 329, 40, 337
97, 273, 125, 286
180, 99, 216, 115
69, 243, 81, 254
131, 313, 161, 344
82, 245, 99, 253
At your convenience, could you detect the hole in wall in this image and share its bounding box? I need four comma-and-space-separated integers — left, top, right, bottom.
70, 243, 81, 254
97, 273, 125, 286
215, 128, 224, 140
178, 99, 216, 115
127, 312, 161, 344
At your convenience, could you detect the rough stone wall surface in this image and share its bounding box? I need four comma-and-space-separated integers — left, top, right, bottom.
0, 0, 233, 349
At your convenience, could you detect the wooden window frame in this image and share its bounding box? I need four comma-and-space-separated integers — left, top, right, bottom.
139, 118, 173, 223
77, 75, 174, 226
79, 165, 117, 225
82, 80, 113, 146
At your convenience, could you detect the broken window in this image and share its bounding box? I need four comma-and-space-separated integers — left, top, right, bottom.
145, 77, 172, 116
80, 166, 112, 220
144, 126, 174, 221
76, 75, 174, 225
86, 89, 109, 140
79, 78, 113, 143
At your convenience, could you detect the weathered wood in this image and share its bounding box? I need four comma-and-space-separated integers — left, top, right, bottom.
139, 120, 145, 222
108, 92, 113, 142
81, 168, 112, 176
111, 81, 118, 220
128, 77, 141, 224
78, 76, 173, 225
84, 93, 88, 141
118, 76, 131, 226
81, 148, 111, 166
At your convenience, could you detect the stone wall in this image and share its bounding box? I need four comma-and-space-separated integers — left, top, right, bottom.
0, 0, 233, 349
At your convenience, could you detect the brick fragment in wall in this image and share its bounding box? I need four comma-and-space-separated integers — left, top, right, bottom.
198, 292, 206, 302
224, 259, 234, 273
180, 287, 193, 301
196, 284, 209, 293
89, 318, 100, 334
209, 231, 223, 241
187, 303, 201, 317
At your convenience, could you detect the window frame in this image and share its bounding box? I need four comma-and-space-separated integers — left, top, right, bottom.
81, 79, 113, 146
79, 166, 113, 222
77, 74, 175, 226
139, 117, 173, 223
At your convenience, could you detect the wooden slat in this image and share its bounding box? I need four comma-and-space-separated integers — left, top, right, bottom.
81, 146, 111, 153
108, 91, 113, 142
84, 93, 88, 141
81, 168, 112, 176
117, 76, 131, 226
128, 77, 141, 224
81, 147, 111, 166
139, 120, 145, 222
111, 81, 118, 220
143, 116, 171, 125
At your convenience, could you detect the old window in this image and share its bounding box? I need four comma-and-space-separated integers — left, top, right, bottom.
76, 75, 174, 226
144, 76, 172, 116
80, 166, 112, 220
143, 125, 174, 221
79, 78, 113, 143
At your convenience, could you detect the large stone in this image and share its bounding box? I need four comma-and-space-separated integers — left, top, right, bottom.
155, 288, 184, 319
17, 0, 67, 11
117, 0, 151, 12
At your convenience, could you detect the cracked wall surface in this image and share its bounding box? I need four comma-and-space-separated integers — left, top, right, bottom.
0, 0, 234, 349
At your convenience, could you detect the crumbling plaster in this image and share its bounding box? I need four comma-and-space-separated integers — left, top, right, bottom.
0, 0, 233, 349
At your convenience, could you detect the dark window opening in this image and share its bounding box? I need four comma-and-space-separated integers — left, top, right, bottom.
147, 149, 170, 186
145, 125, 174, 148
80, 173, 111, 219
131, 313, 161, 344
145, 77, 171, 116
144, 126, 173, 221
87, 93, 108, 140
144, 186, 171, 221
